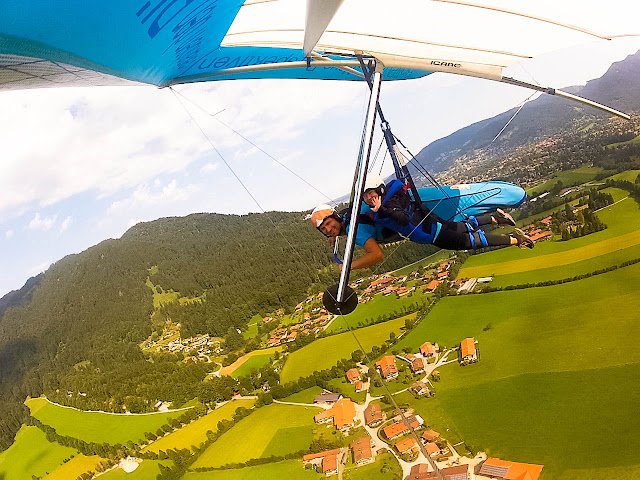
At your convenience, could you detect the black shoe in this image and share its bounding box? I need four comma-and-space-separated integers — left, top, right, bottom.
513, 228, 534, 249
496, 208, 516, 226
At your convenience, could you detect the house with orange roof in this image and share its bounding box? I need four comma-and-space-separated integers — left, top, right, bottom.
460, 337, 477, 364
421, 428, 440, 443
303, 448, 342, 464
530, 230, 552, 242
383, 421, 409, 440
397, 286, 414, 297
364, 403, 385, 427
351, 436, 374, 465
420, 342, 437, 358
376, 355, 399, 380
408, 464, 439, 479
424, 280, 440, 292
395, 437, 419, 455
346, 368, 361, 384
355, 380, 365, 393
478, 457, 544, 480
437, 271, 449, 280
441, 464, 469, 480
382, 285, 398, 296
425, 442, 441, 457
322, 454, 338, 476
410, 357, 425, 374
371, 276, 394, 287
313, 398, 357, 432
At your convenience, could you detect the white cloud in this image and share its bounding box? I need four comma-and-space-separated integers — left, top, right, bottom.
28, 213, 57, 231
106, 179, 200, 217
5, 229, 14, 239
27, 261, 51, 277
59, 216, 72, 233
200, 162, 219, 174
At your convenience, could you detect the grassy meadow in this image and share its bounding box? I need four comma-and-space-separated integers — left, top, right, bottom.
220, 346, 282, 377
459, 189, 638, 279
192, 404, 320, 468
281, 386, 325, 403
98, 460, 172, 479
0, 426, 77, 480
281, 317, 406, 384
326, 291, 424, 334
342, 452, 403, 480
242, 314, 261, 339
183, 460, 323, 479
526, 166, 605, 197
44, 455, 103, 480
26, 397, 187, 445
142, 399, 254, 453
395, 262, 640, 479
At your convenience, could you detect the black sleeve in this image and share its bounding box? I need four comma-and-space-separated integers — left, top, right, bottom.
379, 197, 410, 226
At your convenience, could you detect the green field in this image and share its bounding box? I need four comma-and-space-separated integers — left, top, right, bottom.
0, 426, 77, 480
192, 404, 320, 468
459, 190, 638, 279
326, 291, 425, 334
343, 452, 403, 480
282, 386, 325, 403
183, 460, 323, 479
391, 250, 451, 276
142, 399, 254, 453
395, 263, 640, 479
231, 354, 275, 378
327, 377, 366, 403
526, 166, 605, 197
488, 243, 640, 288
281, 317, 406, 384
220, 346, 283, 377
605, 134, 640, 148
243, 315, 261, 339
44, 455, 103, 480
26, 397, 187, 445
607, 169, 640, 181
98, 460, 172, 479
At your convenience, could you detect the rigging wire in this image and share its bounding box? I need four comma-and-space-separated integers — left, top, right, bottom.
169, 87, 319, 281
491, 91, 538, 144
171, 87, 335, 205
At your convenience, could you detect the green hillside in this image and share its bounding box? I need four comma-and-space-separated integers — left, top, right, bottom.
0, 425, 77, 480
26, 397, 188, 445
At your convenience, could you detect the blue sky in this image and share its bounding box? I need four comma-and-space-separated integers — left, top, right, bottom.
1, 40, 639, 297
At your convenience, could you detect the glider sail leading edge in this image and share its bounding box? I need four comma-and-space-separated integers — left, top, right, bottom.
0, 1, 638, 102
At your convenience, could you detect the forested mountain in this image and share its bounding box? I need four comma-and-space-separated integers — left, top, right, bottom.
0, 211, 435, 449
0, 273, 42, 320
412, 50, 640, 173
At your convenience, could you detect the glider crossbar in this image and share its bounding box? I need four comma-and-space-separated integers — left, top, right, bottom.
500, 76, 631, 120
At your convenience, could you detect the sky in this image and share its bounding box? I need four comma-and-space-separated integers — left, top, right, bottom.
1, 38, 640, 298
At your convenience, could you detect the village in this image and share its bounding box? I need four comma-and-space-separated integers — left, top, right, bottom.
295, 334, 544, 480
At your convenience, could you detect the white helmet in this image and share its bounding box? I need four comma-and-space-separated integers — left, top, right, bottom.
364, 173, 385, 192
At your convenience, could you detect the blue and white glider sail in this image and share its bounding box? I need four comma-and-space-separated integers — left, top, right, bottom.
0, 0, 639, 113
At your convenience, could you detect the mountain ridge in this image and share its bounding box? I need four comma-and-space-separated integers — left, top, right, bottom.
412, 50, 640, 174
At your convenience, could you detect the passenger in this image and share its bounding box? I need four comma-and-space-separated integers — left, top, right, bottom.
361, 174, 533, 253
